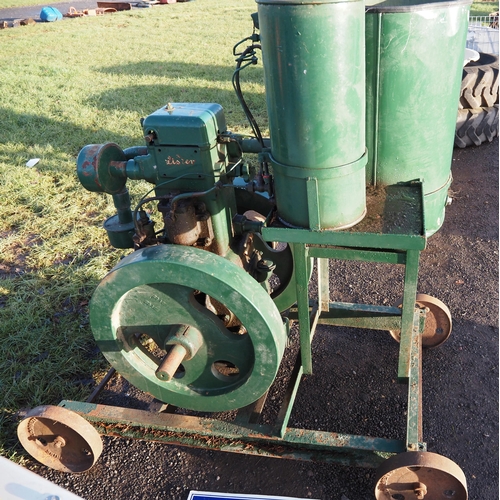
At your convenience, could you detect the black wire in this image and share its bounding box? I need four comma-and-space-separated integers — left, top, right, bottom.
232, 44, 265, 148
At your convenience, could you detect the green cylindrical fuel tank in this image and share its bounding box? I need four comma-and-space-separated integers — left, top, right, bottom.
257, 0, 367, 230
365, 0, 471, 236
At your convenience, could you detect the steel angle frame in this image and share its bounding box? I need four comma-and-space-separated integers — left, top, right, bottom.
60, 183, 427, 466
59, 299, 423, 466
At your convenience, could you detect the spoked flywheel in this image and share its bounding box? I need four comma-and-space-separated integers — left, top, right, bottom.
375, 451, 467, 499
240, 209, 312, 313
89, 244, 287, 412
250, 232, 303, 313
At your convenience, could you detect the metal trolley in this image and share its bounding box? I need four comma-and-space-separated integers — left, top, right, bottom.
18, 1, 471, 497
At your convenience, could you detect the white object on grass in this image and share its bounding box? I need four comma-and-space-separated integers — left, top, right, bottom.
26, 158, 40, 168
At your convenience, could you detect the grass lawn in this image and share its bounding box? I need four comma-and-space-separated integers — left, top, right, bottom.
0, 0, 498, 16
470, 1, 498, 16
0, 0, 262, 461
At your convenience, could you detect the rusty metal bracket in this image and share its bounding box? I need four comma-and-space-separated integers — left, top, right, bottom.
59, 399, 405, 468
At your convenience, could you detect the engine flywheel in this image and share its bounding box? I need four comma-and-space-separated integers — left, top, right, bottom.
89, 244, 287, 412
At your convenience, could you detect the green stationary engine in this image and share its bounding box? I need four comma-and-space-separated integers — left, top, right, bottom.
77, 103, 297, 411
64, 0, 472, 496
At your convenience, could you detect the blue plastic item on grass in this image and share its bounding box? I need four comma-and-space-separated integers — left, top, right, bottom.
40, 6, 63, 22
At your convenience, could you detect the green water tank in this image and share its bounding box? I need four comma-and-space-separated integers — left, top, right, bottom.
257, 0, 367, 230
365, 0, 471, 236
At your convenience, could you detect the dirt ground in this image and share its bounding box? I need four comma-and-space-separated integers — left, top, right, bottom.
21, 137, 498, 500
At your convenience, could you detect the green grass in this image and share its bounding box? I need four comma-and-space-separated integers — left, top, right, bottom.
470, 1, 498, 16
0, 0, 263, 461
0, 0, 49, 6
0, 0, 498, 18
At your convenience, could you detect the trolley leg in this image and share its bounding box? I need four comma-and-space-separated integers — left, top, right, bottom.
398, 249, 420, 381
294, 243, 313, 375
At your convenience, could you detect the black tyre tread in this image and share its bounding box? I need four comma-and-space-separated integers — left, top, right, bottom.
455, 105, 499, 148
459, 53, 499, 110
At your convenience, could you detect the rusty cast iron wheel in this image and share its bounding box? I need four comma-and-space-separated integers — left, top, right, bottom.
17, 405, 103, 472
389, 294, 452, 349
374, 451, 467, 500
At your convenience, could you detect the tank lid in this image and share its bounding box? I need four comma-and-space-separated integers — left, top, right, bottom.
256, 0, 360, 5
365, 0, 471, 13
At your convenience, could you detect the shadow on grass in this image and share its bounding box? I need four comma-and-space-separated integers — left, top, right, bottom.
90, 60, 266, 119
0, 106, 138, 160
85, 82, 266, 121
98, 60, 265, 84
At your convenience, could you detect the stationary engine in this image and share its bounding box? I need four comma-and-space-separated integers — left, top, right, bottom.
62, 0, 472, 496
77, 101, 302, 411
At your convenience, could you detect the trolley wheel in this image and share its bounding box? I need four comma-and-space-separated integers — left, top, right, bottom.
389, 294, 452, 349
17, 405, 102, 472
375, 451, 467, 500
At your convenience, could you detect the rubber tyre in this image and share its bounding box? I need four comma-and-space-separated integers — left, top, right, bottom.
459, 53, 499, 109
455, 105, 499, 148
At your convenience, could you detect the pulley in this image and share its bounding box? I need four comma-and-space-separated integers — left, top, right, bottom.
89, 244, 287, 412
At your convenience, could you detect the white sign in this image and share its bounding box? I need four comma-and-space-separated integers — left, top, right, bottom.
188, 492, 318, 500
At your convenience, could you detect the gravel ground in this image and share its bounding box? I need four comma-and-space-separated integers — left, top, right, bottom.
21, 137, 498, 500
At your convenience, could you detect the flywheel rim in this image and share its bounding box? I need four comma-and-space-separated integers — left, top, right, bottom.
90, 244, 286, 412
